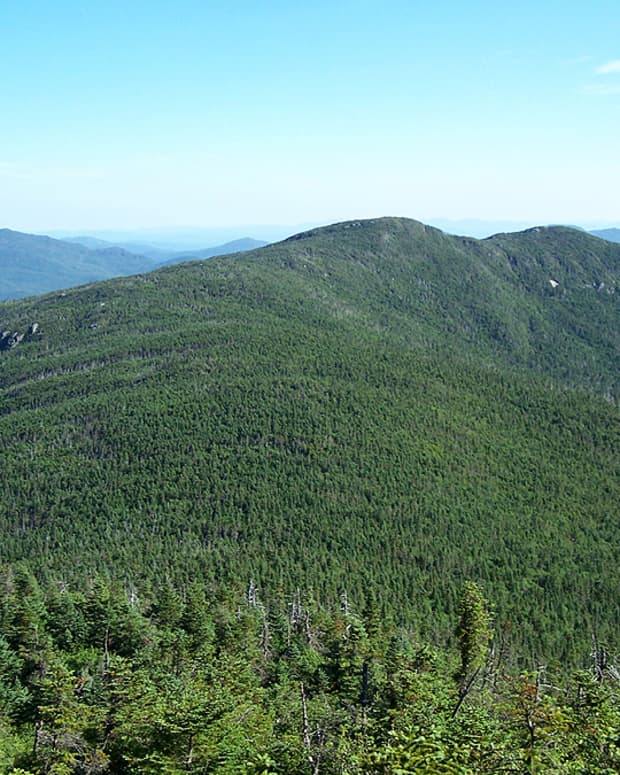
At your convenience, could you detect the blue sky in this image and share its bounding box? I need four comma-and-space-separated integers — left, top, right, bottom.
1, 0, 619, 232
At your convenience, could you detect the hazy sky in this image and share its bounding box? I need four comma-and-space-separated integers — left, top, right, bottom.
1, 0, 619, 232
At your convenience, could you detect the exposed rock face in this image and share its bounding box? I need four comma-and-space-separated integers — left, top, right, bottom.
0, 331, 24, 350
0, 323, 39, 350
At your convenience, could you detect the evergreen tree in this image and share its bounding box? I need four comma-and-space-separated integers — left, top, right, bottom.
453, 581, 493, 716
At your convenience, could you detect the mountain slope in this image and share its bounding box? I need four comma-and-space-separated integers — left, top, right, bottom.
0, 229, 155, 299
232, 218, 619, 395
0, 217, 618, 661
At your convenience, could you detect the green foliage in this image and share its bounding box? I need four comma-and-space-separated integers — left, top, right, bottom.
0, 636, 29, 719
0, 217, 618, 665
455, 581, 493, 691
0, 578, 616, 774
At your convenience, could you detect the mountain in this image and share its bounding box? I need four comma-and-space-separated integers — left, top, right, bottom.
0, 217, 618, 661
155, 237, 269, 266
0, 229, 155, 300
0, 229, 268, 300
64, 236, 175, 260
590, 227, 620, 244
53, 223, 307, 250
65, 234, 268, 264
63, 235, 123, 251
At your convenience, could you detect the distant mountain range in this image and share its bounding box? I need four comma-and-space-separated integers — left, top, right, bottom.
52, 223, 304, 248
65, 235, 267, 262
590, 228, 620, 244
0, 230, 267, 300
0, 229, 153, 300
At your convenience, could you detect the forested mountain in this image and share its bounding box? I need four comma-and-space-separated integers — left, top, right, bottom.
0, 229, 154, 300
1, 216, 619, 772
0, 217, 618, 664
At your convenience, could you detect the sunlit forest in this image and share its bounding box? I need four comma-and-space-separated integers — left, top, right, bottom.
1, 219, 618, 772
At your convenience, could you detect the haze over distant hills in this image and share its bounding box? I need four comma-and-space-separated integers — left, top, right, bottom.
1, 216, 618, 661
52, 223, 305, 249
0, 229, 153, 300
65, 235, 267, 262
0, 230, 268, 300
590, 228, 620, 244
155, 238, 268, 265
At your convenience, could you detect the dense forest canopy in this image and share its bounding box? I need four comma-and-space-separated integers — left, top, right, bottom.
0, 217, 618, 654
0, 217, 618, 771
0, 569, 618, 773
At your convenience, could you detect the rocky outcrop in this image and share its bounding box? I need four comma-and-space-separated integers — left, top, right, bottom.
0, 331, 24, 350
0, 322, 40, 350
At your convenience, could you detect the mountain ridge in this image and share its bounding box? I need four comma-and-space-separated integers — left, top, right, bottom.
155, 237, 268, 266
0, 229, 269, 300
0, 216, 618, 659
0, 228, 154, 300
65, 234, 269, 262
